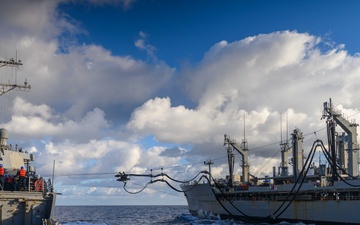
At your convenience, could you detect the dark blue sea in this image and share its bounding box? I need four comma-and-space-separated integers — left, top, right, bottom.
54, 205, 307, 225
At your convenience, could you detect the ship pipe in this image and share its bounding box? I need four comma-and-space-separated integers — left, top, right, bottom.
333, 169, 360, 187
116, 171, 204, 184
208, 171, 280, 223
320, 131, 360, 183
261, 140, 319, 219
318, 138, 360, 186
122, 172, 208, 194
119, 142, 330, 222
205, 175, 260, 222
273, 141, 319, 219
206, 140, 321, 223
207, 176, 270, 223
320, 147, 360, 187
329, 120, 337, 183
159, 179, 204, 193
268, 140, 319, 219
123, 181, 151, 194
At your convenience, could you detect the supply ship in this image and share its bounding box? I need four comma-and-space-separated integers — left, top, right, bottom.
115, 98, 360, 224
0, 58, 56, 225
180, 99, 360, 224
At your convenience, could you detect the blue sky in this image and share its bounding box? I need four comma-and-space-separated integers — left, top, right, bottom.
1, 0, 360, 206
62, 0, 360, 66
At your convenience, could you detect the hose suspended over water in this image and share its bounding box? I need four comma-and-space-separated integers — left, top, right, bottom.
115, 140, 323, 223
115, 170, 206, 194
202, 139, 323, 224
115, 135, 357, 223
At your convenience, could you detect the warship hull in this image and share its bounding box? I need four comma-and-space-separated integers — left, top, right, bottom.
0, 58, 57, 224
181, 181, 360, 224
0, 191, 56, 225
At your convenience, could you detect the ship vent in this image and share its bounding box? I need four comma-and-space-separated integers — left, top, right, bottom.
0, 128, 8, 146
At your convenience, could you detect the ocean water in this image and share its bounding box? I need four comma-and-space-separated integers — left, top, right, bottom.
54, 205, 307, 225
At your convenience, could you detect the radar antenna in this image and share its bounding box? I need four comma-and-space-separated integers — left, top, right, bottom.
0, 57, 31, 96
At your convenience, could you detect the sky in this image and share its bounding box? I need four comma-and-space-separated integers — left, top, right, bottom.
1, 0, 360, 205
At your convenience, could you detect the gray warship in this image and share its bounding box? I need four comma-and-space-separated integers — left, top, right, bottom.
0, 58, 56, 225
117, 99, 360, 224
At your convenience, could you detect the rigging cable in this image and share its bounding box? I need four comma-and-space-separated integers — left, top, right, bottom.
321, 146, 360, 187
116, 171, 207, 195
205, 140, 321, 223
114, 139, 322, 224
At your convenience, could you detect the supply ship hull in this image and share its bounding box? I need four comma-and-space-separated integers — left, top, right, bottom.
181, 180, 360, 224
116, 99, 360, 224
181, 99, 360, 224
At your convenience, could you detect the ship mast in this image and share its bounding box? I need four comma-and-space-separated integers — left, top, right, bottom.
291, 128, 304, 179
0, 58, 31, 96
204, 159, 214, 184
224, 114, 250, 185
322, 98, 359, 178
279, 112, 291, 176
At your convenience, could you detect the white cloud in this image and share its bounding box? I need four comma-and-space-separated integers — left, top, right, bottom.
127, 97, 213, 143
127, 30, 360, 178
0, 1, 175, 121
7, 40, 174, 120
0, 98, 187, 198
2, 0, 360, 206
0, 1, 61, 39
135, 31, 157, 61
2, 97, 109, 142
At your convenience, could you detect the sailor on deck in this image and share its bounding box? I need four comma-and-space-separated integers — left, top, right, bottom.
0, 164, 4, 190
15, 166, 27, 191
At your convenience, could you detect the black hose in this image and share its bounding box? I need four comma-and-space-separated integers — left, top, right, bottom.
121, 171, 207, 194
123, 181, 151, 194
202, 140, 321, 223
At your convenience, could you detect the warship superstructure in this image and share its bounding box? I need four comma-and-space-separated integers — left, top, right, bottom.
0, 58, 56, 225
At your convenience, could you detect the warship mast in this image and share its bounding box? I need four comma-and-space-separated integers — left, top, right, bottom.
0, 57, 31, 96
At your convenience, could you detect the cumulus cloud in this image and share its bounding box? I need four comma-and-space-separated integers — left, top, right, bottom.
128, 31, 360, 178
127, 97, 214, 143
0, 0, 63, 40
0, 1, 175, 121
1, 97, 109, 143
5, 38, 173, 120
0, 0, 179, 204
0, 98, 187, 203
2, 0, 360, 205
